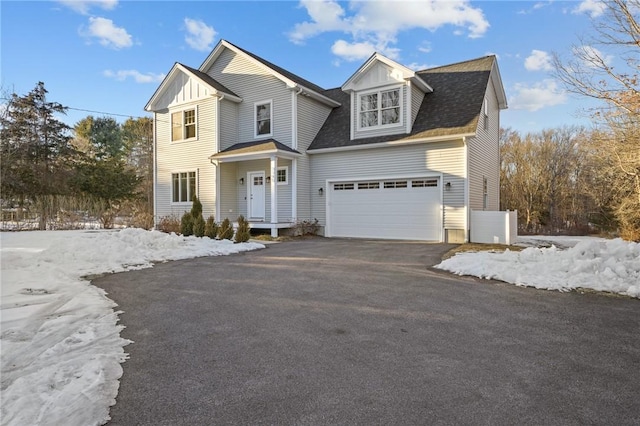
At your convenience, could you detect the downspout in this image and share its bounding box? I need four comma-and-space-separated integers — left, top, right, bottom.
153, 111, 158, 229
291, 86, 303, 222
215, 96, 222, 219
463, 136, 469, 242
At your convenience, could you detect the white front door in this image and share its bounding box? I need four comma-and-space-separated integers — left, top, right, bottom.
248, 172, 265, 220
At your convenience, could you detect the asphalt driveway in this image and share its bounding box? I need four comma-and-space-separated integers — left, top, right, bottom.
95, 238, 640, 425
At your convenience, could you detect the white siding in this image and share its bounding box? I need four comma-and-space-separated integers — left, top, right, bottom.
310, 140, 466, 232
155, 98, 218, 221
219, 162, 238, 222
411, 83, 425, 125
468, 77, 500, 211
219, 98, 238, 151
297, 95, 333, 221
206, 49, 292, 147
155, 71, 212, 109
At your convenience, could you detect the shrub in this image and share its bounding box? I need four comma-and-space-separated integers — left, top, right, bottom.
157, 215, 181, 234
205, 216, 218, 239
235, 215, 251, 243
193, 215, 206, 237
218, 217, 234, 240
181, 212, 194, 236
191, 195, 203, 218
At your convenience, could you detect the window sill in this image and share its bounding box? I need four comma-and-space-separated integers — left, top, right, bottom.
170, 137, 198, 144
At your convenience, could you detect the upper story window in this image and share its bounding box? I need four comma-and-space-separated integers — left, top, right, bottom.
255, 100, 272, 137
171, 108, 197, 142
359, 88, 401, 129
483, 98, 489, 130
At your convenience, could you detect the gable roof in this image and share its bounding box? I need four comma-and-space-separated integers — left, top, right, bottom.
145, 62, 241, 111
209, 139, 302, 162
199, 40, 340, 108
341, 52, 433, 93
309, 56, 504, 151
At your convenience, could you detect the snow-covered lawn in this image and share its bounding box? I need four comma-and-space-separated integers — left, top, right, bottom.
436, 236, 640, 298
0, 229, 264, 426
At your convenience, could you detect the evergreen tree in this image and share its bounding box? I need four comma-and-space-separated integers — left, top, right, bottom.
0, 82, 76, 229
218, 218, 234, 240
235, 215, 251, 243
205, 216, 218, 239
181, 212, 194, 236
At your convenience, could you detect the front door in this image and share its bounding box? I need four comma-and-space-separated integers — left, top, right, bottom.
248, 171, 265, 220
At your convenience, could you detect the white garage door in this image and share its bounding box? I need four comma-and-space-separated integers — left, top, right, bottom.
328, 178, 442, 241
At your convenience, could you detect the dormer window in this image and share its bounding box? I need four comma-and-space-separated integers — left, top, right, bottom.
358, 87, 402, 130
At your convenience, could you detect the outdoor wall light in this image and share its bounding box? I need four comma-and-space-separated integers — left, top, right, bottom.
445, 182, 452, 190
239, 177, 244, 185
266, 176, 271, 184
319, 187, 324, 196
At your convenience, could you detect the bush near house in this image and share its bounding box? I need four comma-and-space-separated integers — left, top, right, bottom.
235, 215, 250, 243
157, 215, 181, 234
180, 212, 194, 236
205, 216, 218, 239
218, 218, 234, 240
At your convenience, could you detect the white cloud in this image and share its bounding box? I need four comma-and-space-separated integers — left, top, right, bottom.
183, 18, 216, 52
418, 41, 432, 53
573, 0, 606, 17
406, 62, 433, 71
82, 17, 132, 49
57, 0, 118, 15
289, 0, 489, 60
331, 39, 400, 62
509, 80, 568, 111
103, 70, 165, 83
524, 50, 553, 71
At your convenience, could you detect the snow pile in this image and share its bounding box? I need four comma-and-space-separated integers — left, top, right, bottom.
0, 229, 264, 426
435, 238, 640, 298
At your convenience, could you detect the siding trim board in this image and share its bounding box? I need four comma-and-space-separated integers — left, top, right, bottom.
307, 133, 473, 154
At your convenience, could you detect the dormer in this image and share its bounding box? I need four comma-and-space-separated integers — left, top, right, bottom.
341, 53, 433, 140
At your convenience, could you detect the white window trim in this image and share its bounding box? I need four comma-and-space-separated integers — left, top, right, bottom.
356, 85, 404, 132
254, 99, 273, 138
171, 170, 198, 205
276, 166, 288, 185
483, 97, 489, 130
170, 106, 198, 143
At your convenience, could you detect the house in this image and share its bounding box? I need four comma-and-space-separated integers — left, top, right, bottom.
145, 40, 507, 242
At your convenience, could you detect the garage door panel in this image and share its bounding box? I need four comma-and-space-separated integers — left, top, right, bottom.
328, 179, 442, 241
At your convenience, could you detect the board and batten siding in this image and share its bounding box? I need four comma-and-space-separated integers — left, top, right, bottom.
296, 95, 333, 221
155, 97, 218, 221
206, 48, 293, 147
310, 140, 466, 233
468, 77, 500, 212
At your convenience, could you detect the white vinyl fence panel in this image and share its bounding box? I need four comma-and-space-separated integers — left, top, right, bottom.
470, 210, 518, 245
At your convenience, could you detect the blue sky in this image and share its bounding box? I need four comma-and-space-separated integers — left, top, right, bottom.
1, 0, 607, 133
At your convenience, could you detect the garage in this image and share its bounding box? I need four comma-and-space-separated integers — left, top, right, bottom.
327, 177, 442, 241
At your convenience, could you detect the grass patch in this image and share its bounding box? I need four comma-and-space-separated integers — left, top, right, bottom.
443, 243, 524, 260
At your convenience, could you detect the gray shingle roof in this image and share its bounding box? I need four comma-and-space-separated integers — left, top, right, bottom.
180, 63, 239, 98
309, 56, 496, 150
210, 139, 301, 159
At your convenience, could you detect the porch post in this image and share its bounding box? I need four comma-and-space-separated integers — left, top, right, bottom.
270, 155, 278, 237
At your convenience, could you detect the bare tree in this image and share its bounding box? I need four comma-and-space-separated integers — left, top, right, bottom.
553, 0, 640, 240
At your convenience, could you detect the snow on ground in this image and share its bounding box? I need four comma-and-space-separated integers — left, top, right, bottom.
0, 229, 264, 426
435, 236, 640, 298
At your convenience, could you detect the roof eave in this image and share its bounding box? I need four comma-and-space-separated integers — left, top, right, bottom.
308, 132, 475, 154
210, 149, 303, 163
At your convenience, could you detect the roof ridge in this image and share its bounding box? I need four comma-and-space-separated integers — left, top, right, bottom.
419, 55, 496, 73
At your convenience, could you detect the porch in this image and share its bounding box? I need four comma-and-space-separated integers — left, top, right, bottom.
210, 139, 302, 237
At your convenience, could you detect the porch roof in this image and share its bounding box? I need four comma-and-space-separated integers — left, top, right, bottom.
209, 139, 302, 163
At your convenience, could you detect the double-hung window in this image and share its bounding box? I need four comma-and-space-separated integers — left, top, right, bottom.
255, 100, 272, 137
172, 171, 196, 203
359, 88, 401, 129
276, 166, 288, 185
171, 108, 197, 141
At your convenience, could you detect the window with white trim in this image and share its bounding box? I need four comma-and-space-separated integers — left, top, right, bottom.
483, 176, 488, 209
171, 108, 197, 141
412, 179, 438, 187
255, 100, 272, 137
277, 166, 288, 185
358, 182, 380, 189
383, 180, 408, 189
359, 88, 401, 129
334, 183, 354, 190
172, 171, 196, 203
